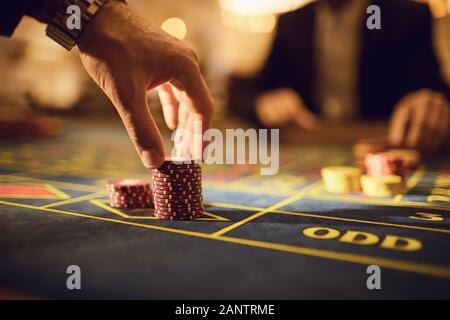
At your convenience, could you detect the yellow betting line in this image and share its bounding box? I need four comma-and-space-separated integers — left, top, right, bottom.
211, 181, 323, 237
393, 166, 426, 202
204, 201, 264, 212
91, 199, 140, 218
5, 175, 102, 192
273, 209, 450, 234
90, 200, 229, 221
204, 200, 450, 234
313, 193, 450, 212
42, 191, 108, 208
43, 184, 71, 200
1, 199, 449, 279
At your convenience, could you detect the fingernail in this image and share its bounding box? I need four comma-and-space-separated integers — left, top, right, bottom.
141, 149, 163, 168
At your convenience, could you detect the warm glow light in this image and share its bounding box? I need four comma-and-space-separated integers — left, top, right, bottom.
221, 11, 276, 33
219, 0, 315, 15
429, 0, 448, 17
249, 14, 277, 33
161, 17, 187, 40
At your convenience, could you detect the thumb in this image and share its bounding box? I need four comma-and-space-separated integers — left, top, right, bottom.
113, 84, 165, 168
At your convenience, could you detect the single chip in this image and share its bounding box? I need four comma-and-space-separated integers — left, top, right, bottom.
153, 197, 201, 205
154, 208, 204, 216
152, 172, 202, 179
152, 181, 201, 189
154, 203, 203, 211
109, 193, 152, 200
152, 176, 201, 184
157, 162, 201, 171
153, 186, 202, 194
110, 202, 153, 209
154, 213, 201, 221
152, 167, 202, 175
361, 174, 404, 197
321, 166, 362, 193
154, 202, 203, 209
153, 193, 201, 200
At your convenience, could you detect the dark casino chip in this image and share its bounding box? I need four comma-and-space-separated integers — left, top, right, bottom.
152, 172, 202, 180
152, 176, 201, 184
153, 193, 201, 201
109, 194, 152, 201
152, 187, 202, 194
152, 181, 201, 189
154, 209, 204, 217
153, 197, 201, 205
110, 202, 153, 209
154, 204, 203, 212
152, 167, 202, 175
154, 203, 203, 211
153, 213, 201, 221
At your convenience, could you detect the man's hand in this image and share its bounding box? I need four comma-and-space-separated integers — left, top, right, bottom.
255, 88, 318, 129
77, 0, 213, 168
388, 89, 450, 152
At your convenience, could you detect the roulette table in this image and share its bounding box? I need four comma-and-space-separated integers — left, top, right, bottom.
0, 120, 449, 299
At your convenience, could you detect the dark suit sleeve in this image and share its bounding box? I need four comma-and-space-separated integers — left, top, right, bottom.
407, 4, 450, 99
227, 14, 293, 123
0, 0, 64, 37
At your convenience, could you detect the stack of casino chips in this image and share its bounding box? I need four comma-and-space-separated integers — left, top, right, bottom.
151, 159, 203, 220
364, 152, 405, 178
361, 175, 404, 197
352, 138, 386, 170
361, 152, 406, 197
106, 179, 153, 208
321, 166, 362, 193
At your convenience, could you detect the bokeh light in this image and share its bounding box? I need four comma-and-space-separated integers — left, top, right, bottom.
161, 17, 187, 40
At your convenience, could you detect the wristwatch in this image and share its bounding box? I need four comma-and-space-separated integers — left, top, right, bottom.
45, 0, 111, 50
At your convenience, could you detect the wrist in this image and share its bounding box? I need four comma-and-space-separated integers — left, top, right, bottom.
77, 0, 126, 51
78, 0, 131, 56
45, 0, 125, 50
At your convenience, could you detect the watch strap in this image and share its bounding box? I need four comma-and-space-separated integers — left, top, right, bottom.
45, 0, 107, 50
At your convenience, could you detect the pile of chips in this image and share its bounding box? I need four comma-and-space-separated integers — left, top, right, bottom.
352, 138, 386, 170
321, 138, 422, 197
360, 174, 404, 197
151, 159, 203, 220
321, 166, 361, 193
106, 179, 153, 208
365, 152, 405, 178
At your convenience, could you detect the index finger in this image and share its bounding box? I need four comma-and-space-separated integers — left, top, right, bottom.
388, 103, 410, 147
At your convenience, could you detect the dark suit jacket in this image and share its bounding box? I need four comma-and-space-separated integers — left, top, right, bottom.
228, 0, 450, 122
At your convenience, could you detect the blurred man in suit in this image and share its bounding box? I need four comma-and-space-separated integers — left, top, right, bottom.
229, 0, 450, 152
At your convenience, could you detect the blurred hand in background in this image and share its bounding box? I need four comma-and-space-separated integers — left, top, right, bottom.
388, 89, 450, 152
78, 1, 213, 168
255, 88, 319, 130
